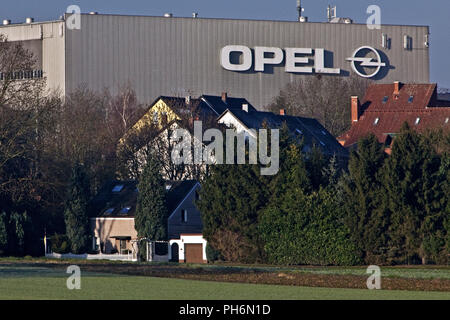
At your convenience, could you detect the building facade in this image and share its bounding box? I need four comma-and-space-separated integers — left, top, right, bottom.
0, 13, 430, 107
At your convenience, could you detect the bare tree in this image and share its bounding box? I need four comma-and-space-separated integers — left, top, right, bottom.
267, 75, 370, 136
117, 98, 220, 181
0, 34, 45, 109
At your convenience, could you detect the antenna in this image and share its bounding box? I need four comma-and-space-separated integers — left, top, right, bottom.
297, 0, 302, 19
297, 0, 307, 22
327, 5, 337, 22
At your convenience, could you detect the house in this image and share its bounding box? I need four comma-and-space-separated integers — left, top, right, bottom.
89, 180, 206, 263
124, 92, 257, 135
217, 107, 349, 161
122, 92, 347, 168
337, 82, 450, 152
118, 93, 257, 179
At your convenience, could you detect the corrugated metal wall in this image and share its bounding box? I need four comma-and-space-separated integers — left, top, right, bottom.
0, 21, 66, 95
62, 15, 428, 107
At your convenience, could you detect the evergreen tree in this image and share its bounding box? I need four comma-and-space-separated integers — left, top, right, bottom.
135, 153, 168, 241
64, 164, 90, 254
305, 145, 328, 190
197, 162, 268, 263
420, 133, 449, 263
196, 127, 288, 263
0, 212, 8, 256
342, 134, 387, 263
380, 123, 443, 264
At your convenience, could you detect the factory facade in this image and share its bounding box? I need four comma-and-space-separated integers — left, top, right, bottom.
0, 13, 430, 107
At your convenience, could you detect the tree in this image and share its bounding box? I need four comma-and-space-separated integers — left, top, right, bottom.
0, 34, 45, 108
0, 34, 56, 256
0, 212, 8, 255
64, 164, 90, 254
342, 134, 387, 263
197, 162, 268, 263
260, 142, 359, 266
380, 123, 446, 264
267, 75, 370, 136
135, 153, 168, 241
196, 127, 281, 263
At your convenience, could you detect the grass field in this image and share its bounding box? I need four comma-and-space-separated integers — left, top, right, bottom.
1, 265, 449, 300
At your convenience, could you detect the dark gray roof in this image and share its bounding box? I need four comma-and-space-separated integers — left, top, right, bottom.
221, 109, 349, 158
89, 180, 199, 218
201, 95, 257, 116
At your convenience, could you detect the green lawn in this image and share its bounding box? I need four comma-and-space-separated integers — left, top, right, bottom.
0, 265, 449, 300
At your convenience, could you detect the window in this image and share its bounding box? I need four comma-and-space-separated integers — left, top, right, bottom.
120, 207, 131, 215
408, 96, 414, 103
153, 111, 159, 123
93, 237, 99, 251
382, 96, 388, 104
112, 184, 124, 193
104, 208, 114, 215
415, 117, 421, 125
374, 118, 380, 125
181, 209, 188, 223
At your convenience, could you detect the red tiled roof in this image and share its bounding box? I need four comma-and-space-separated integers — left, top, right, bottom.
338, 83, 450, 147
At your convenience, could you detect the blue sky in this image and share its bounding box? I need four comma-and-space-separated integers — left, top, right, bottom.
2, 0, 449, 88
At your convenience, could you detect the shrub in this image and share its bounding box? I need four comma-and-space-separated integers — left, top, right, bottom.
51, 234, 71, 254
206, 243, 222, 263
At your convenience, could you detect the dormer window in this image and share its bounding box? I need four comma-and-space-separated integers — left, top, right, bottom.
382, 96, 388, 104
415, 117, 421, 125
104, 208, 114, 215
120, 207, 131, 215
408, 96, 414, 103
374, 117, 380, 125
112, 184, 124, 193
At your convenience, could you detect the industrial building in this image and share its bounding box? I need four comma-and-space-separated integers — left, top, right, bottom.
0, 10, 430, 107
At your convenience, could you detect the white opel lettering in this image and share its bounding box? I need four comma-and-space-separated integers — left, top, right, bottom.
220, 45, 252, 71
314, 48, 340, 74
285, 48, 313, 73
220, 45, 341, 75
254, 47, 284, 72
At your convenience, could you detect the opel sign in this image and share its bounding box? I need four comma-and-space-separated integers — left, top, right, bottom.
220, 45, 341, 75
220, 45, 387, 79
346, 46, 386, 78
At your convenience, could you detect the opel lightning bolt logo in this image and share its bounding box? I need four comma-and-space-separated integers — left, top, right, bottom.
346, 46, 386, 78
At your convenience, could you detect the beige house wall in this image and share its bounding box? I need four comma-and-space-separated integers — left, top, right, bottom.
90, 218, 137, 254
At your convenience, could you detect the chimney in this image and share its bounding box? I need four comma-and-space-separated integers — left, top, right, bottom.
279, 109, 286, 116
351, 96, 360, 123
221, 92, 227, 103
242, 104, 249, 112
393, 81, 401, 96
